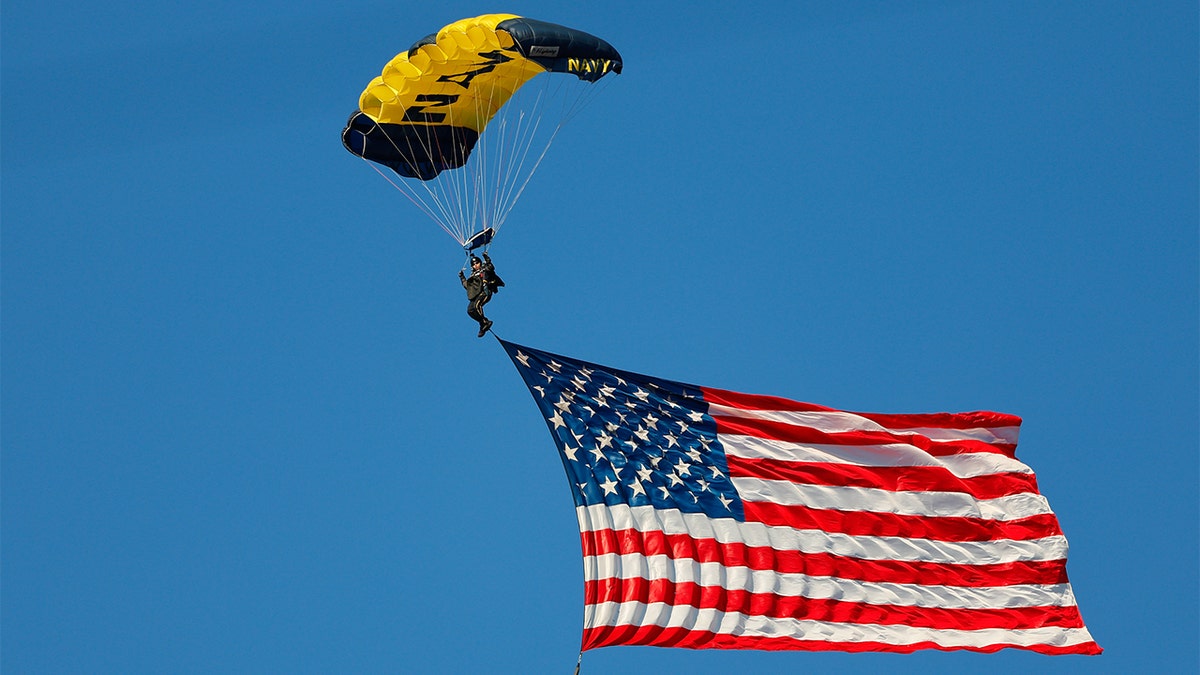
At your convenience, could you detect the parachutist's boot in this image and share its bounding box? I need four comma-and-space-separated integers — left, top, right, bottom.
478, 319, 493, 337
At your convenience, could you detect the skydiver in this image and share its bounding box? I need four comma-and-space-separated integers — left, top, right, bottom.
459, 252, 504, 337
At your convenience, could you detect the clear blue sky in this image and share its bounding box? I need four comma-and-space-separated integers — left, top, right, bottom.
4, 2, 1196, 672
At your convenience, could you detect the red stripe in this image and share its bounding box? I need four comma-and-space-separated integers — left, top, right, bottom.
726, 455, 1041, 499
584, 577, 1086, 630
582, 625, 1102, 655
701, 386, 1023, 431
744, 501, 1062, 542
714, 415, 1017, 458
581, 529, 1069, 587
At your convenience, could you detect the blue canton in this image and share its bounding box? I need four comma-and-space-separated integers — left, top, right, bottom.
502, 340, 745, 521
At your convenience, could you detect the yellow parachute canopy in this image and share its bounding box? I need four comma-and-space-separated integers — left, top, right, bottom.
342, 15, 622, 249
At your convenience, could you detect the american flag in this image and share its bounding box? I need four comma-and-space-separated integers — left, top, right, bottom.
501, 339, 1100, 655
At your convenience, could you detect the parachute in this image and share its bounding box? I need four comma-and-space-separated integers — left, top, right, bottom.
342, 14, 623, 251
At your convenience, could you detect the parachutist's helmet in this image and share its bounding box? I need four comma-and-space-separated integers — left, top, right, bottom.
470, 255, 482, 266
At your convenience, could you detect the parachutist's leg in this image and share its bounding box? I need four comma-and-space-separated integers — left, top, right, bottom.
469, 299, 493, 337
468, 300, 491, 336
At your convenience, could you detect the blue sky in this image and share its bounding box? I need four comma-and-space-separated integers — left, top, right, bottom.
3, 1, 1196, 673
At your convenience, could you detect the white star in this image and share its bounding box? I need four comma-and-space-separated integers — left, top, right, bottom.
649, 455, 664, 469
515, 351, 531, 368
658, 486, 671, 499
549, 411, 566, 429
676, 420, 690, 433
686, 448, 703, 463
599, 385, 616, 399
688, 411, 705, 422
533, 385, 546, 398
580, 367, 594, 378
599, 477, 619, 496
633, 426, 651, 442
548, 360, 563, 373
709, 466, 725, 479
605, 422, 619, 433
590, 446, 606, 463
636, 466, 654, 483
596, 432, 613, 449
664, 433, 679, 448
628, 479, 647, 499
554, 396, 572, 413
563, 445, 580, 461
673, 459, 691, 477
667, 472, 684, 487
697, 478, 710, 492
633, 388, 650, 402
571, 376, 588, 392
718, 494, 733, 510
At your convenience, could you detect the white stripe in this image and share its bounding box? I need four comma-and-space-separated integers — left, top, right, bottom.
707, 403, 1021, 445
720, 434, 1033, 477
577, 504, 1069, 565
585, 552, 1079, 609
583, 602, 1096, 649
730, 477, 1053, 520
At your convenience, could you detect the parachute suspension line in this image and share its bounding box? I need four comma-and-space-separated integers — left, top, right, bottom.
489, 84, 551, 239
484, 89, 528, 236
365, 161, 461, 243
472, 75, 508, 237
368, 121, 469, 245
496, 115, 560, 234
493, 75, 578, 233
466, 70, 554, 243
494, 74, 615, 235
404, 112, 470, 244
415, 116, 472, 244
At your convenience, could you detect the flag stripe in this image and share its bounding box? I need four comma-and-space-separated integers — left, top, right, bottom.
743, 501, 1063, 541
581, 528, 1072, 586
580, 605, 1097, 652
579, 503, 1071, 565
581, 623, 1102, 655
720, 433, 1034, 479
584, 578, 1086, 630
714, 414, 1016, 458
725, 455, 1041, 499
583, 553, 1079, 610
702, 386, 1023, 435
730, 476, 1052, 520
